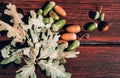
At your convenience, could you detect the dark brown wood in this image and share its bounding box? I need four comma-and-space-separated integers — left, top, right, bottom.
0, 0, 120, 78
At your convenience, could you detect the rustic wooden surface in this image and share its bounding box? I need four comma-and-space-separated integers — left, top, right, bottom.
0, 0, 120, 78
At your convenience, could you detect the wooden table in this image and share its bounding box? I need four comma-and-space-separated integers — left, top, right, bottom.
0, 0, 120, 78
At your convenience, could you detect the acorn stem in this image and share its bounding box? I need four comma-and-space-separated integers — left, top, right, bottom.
99, 6, 103, 13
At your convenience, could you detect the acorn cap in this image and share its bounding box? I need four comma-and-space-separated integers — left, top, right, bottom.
98, 21, 111, 32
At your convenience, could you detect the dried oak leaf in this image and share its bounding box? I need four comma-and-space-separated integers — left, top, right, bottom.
3, 3, 26, 43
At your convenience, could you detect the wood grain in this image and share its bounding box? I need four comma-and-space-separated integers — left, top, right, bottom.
0, 0, 120, 78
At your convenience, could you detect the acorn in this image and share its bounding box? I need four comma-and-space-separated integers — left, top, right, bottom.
89, 6, 105, 21
98, 21, 111, 32
98, 7, 105, 21
87, 22, 98, 32
77, 31, 89, 39
66, 25, 81, 33
89, 10, 100, 20
94, 11, 100, 20
99, 12, 105, 21
67, 40, 80, 51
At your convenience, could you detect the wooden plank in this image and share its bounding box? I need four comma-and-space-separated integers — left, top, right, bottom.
0, 0, 119, 38
66, 47, 120, 78
0, 0, 120, 78
0, 47, 120, 78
